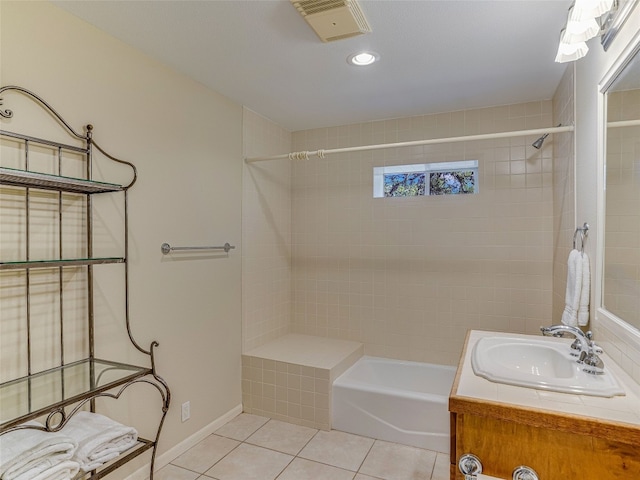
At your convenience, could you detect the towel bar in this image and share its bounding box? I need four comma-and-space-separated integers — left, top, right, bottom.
161, 242, 235, 254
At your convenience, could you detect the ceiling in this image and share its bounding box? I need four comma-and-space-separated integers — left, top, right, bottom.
53, 0, 573, 132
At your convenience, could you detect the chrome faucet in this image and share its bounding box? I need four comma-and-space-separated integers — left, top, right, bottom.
540, 324, 589, 352
540, 325, 605, 375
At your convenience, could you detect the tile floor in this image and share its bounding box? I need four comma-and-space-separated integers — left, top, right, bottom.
155, 413, 450, 480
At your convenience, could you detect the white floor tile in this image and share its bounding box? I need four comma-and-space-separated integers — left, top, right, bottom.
246, 419, 317, 455
152, 464, 200, 480
167, 414, 448, 480
277, 457, 356, 480
298, 430, 374, 472
171, 434, 239, 474
215, 413, 270, 441
430, 452, 451, 480
358, 440, 437, 480
204, 443, 293, 480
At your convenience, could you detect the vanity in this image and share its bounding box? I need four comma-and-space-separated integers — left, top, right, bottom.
449, 330, 640, 480
447, 13, 640, 478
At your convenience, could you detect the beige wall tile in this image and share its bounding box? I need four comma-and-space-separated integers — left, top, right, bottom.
301, 375, 315, 392
240, 61, 640, 428
289, 101, 554, 365
242, 92, 639, 388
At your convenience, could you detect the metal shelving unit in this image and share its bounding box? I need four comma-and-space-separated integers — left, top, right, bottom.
0, 85, 170, 480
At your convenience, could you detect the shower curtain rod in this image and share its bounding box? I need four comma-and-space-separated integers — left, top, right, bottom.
244, 124, 575, 163
608, 119, 640, 128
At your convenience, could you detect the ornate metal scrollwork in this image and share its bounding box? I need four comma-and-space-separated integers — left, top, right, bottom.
0, 98, 13, 118
0, 85, 85, 138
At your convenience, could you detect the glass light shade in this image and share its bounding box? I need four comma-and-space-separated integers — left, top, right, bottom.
565, 15, 600, 42
571, 0, 614, 20
555, 40, 589, 63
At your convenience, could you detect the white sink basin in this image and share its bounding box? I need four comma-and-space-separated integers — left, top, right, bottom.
471, 336, 625, 397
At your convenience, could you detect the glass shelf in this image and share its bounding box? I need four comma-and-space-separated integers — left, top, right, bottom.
0, 358, 152, 432
0, 167, 123, 194
0, 88, 163, 480
0, 257, 125, 270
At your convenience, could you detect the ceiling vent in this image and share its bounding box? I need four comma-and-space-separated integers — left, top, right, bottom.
290, 0, 372, 43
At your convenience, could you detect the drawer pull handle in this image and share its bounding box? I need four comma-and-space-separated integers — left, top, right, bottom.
459, 453, 482, 479
513, 466, 539, 480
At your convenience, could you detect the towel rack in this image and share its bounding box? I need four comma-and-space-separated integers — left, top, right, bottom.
573, 222, 589, 253
161, 242, 236, 254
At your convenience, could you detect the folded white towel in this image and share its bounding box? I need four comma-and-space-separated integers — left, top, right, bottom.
60, 411, 138, 472
578, 252, 590, 326
0, 421, 77, 480
561, 249, 583, 327
13, 460, 80, 480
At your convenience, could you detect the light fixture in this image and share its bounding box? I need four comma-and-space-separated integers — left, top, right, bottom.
571, 0, 614, 20
565, 6, 600, 42
347, 51, 379, 66
556, 29, 589, 62
554, 0, 614, 63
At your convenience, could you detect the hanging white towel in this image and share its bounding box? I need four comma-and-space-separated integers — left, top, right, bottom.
60, 411, 138, 472
561, 249, 583, 327
0, 421, 77, 480
13, 460, 80, 480
578, 252, 591, 326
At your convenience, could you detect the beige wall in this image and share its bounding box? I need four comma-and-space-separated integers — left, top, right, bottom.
289, 103, 558, 365
1, 1, 242, 475
242, 108, 292, 352
552, 65, 576, 322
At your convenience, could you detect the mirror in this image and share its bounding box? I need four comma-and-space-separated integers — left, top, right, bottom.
602, 0, 640, 50
602, 40, 640, 334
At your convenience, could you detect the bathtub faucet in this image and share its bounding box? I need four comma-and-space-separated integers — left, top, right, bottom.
540, 325, 605, 375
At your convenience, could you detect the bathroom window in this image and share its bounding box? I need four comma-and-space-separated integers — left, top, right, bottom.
373, 160, 478, 198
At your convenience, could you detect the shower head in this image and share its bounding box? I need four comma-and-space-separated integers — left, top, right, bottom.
532, 133, 550, 149
532, 124, 562, 149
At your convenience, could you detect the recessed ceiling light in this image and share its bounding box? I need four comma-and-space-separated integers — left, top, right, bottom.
347, 52, 379, 66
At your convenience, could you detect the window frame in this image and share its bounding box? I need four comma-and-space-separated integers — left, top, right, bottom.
373, 160, 479, 198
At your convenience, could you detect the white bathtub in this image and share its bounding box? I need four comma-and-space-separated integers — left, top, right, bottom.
332, 356, 456, 453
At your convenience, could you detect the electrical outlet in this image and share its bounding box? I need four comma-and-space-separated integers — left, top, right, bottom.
181, 401, 190, 422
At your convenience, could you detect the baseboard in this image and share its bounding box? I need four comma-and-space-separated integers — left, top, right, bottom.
126, 403, 243, 480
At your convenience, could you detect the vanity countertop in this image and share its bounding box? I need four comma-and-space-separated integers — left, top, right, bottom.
450, 330, 640, 444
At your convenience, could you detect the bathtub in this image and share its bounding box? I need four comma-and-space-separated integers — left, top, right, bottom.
332, 356, 456, 453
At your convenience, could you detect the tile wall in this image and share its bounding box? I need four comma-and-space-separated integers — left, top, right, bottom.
242, 71, 640, 410
241, 356, 333, 430
241, 334, 363, 430
290, 102, 558, 365
242, 108, 292, 352
597, 319, 640, 384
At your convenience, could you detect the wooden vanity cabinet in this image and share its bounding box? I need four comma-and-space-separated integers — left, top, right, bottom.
449, 401, 640, 480
449, 332, 640, 480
